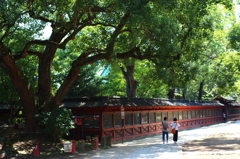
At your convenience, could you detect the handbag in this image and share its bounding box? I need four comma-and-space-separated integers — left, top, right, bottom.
171, 128, 176, 134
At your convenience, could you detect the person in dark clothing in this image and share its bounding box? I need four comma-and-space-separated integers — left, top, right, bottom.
223, 112, 227, 122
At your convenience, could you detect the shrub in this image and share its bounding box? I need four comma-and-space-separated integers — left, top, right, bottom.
38, 108, 74, 142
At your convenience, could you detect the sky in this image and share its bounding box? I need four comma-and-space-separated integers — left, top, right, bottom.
42, 23, 52, 39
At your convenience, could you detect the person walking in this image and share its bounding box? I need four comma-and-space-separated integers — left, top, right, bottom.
223, 112, 227, 122
162, 117, 169, 144
171, 118, 180, 144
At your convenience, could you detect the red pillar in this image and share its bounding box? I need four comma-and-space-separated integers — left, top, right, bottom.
72, 140, 76, 153
94, 137, 99, 150
33, 142, 40, 157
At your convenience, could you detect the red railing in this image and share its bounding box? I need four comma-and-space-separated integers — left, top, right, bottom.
102, 116, 225, 141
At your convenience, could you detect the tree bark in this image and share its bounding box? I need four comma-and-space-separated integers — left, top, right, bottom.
198, 80, 204, 100
0, 42, 37, 132
182, 88, 187, 99
120, 65, 139, 98
167, 88, 175, 99
38, 33, 66, 111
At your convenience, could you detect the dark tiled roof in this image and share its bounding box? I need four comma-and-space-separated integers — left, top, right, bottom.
60, 96, 224, 108
231, 102, 240, 107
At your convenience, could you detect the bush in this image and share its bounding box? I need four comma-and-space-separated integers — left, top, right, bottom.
38, 108, 74, 142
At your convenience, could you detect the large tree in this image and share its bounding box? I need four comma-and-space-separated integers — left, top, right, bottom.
178, 5, 239, 100
113, 1, 234, 98
0, 0, 232, 132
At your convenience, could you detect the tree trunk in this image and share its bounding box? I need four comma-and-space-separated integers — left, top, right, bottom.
182, 88, 187, 99
38, 33, 65, 111
167, 88, 175, 99
198, 80, 204, 100
120, 65, 139, 98
0, 42, 38, 132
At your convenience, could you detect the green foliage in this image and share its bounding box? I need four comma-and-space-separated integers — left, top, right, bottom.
156, 3, 239, 100
12, 117, 25, 125
65, 64, 105, 97
37, 108, 74, 142
0, 70, 19, 103
214, 52, 240, 95
229, 23, 240, 51
0, 0, 45, 50
100, 64, 127, 97
100, 60, 169, 98
52, 45, 106, 96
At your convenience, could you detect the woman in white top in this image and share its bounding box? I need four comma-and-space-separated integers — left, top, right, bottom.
171, 118, 180, 144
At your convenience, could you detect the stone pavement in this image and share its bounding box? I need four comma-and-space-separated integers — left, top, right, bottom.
46, 120, 240, 159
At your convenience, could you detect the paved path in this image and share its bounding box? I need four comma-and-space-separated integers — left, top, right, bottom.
46, 121, 240, 159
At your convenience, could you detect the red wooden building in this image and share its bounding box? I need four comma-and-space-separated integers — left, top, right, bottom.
61, 96, 240, 141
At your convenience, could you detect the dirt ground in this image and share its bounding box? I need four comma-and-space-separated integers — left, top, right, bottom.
182, 132, 240, 159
